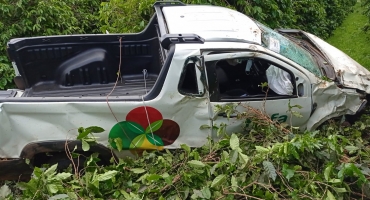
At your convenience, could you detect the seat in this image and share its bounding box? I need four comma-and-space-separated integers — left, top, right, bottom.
215, 65, 247, 97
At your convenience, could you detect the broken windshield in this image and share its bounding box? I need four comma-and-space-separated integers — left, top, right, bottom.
255, 22, 322, 77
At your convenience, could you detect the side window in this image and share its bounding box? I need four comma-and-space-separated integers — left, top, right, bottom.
178, 57, 204, 96
207, 57, 296, 101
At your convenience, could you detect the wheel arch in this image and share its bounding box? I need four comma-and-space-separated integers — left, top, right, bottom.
20, 140, 115, 163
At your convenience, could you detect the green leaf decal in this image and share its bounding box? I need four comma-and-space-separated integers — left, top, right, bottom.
109, 121, 144, 149
130, 135, 146, 149
146, 134, 164, 146
127, 121, 145, 133
145, 120, 163, 133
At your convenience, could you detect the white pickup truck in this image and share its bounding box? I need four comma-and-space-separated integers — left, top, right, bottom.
1, 1, 369, 180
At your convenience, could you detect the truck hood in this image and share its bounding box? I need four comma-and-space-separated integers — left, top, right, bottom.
303, 32, 370, 93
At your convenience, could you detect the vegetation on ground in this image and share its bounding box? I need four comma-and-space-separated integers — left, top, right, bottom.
327, 2, 370, 69
0, 105, 370, 199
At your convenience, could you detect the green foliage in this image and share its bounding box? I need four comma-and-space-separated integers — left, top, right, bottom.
98, 0, 356, 38
0, 0, 358, 89
77, 126, 105, 151
0, 0, 103, 89
327, 2, 370, 69
3, 108, 370, 199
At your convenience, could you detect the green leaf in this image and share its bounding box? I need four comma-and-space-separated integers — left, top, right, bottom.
326, 190, 335, 200
181, 144, 191, 153
82, 140, 90, 151
44, 164, 58, 177
263, 161, 277, 181
0, 184, 11, 198
147, 174, 162, 181
282, 164, 295, 181
86, 126, 105, 133
201, 187, 211, 199
238, 152, 249, 164
48, 194, 69, 200
324, 164, 333, 181
230, 133, 239, 150
67, 192, 78, 200
114, 138, 123, 151
333, 187, 347, 193
229, 150, 238, 164
255, 146, 270, 153
145, 120, 163, 133
46, 184, 58, 194
200, 124, 211, 130
78, 127, 84, 134
345, 146, 359, 154
97, 170, 118, 181
130, 168, 146, 174
188, 160, 206, 168
55, 172, 72, 180
231, 176, 238, 191
211, 174, 226, 188
77, 130, 91, 139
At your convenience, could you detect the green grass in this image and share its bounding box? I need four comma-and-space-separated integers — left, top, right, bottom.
326, 2, 370, 69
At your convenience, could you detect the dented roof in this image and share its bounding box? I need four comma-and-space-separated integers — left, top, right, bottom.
162, 6, 262, 44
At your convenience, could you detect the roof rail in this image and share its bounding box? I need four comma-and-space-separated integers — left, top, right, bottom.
160, 34, 205, 50
153, 1, 186, 7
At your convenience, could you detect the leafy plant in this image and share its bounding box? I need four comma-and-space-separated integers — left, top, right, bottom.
4, 106, 370, 199
0, 0, 103, 89
76, 126, 105, 151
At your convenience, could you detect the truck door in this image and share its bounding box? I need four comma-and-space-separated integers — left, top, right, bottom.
202, 52, 312, 137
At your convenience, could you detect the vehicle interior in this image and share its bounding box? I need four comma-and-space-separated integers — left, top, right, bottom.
205, 57, 297, 101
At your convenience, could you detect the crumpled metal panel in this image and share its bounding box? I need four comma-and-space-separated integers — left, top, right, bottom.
307, 80, 363, 130
162, 6, 262, 44
304, 32, 370, 93
256, 23, 322, 77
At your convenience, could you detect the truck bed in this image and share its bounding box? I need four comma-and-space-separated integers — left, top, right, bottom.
6, 15, 165, 99
22, 75, 157, 97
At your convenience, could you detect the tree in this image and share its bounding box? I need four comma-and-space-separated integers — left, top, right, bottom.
0, 0, 103, 89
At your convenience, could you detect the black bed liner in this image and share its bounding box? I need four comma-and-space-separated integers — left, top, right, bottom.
6, 14, 163, 98
23, 75, 157, 97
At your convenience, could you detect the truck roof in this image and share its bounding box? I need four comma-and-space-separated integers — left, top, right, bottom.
162, 5, 262, 45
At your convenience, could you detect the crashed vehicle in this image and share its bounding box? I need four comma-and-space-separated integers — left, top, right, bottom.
0, 1, 369, 179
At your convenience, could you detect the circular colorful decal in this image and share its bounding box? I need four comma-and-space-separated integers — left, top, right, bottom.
109, 106, 180, 150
